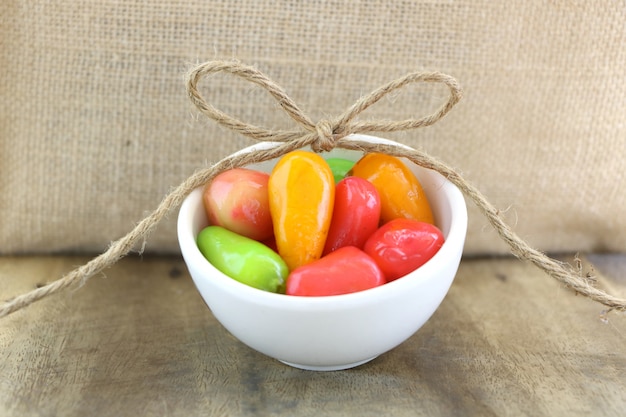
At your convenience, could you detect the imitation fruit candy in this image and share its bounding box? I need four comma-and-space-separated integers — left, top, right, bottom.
268, 150, 335, 271
325, 157, 355, 183
198, 150, 444, 296
350, 152, 434, 225
286, 246, 385, 296
202, 168, 273, 241
197, 226, 288, 293
323, 176, 381, 256
363, 218, 445, 282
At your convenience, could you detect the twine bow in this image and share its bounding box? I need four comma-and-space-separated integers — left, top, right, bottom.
186, 61, 462, 154
1, 60, 625, 319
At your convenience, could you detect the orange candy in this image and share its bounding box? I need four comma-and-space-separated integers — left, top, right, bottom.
350, 153, 434, 225
268, 151, 335, 271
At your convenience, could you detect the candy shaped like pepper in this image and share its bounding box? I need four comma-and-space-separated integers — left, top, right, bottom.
268, 150, 335, 271
363, 218, 444, 282
286, 246, 385, 296
197, 226, 288, 293
323, 176, 381, 255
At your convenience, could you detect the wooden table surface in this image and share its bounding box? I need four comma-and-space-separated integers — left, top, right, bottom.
1, 253, 625, 416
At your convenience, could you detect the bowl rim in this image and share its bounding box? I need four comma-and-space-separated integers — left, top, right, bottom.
177, 134, 467, 310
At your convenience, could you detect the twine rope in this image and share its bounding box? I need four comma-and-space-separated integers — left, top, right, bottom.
1, 60, 624, 319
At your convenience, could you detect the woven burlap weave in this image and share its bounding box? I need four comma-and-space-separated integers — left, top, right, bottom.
1, 1, 625, 257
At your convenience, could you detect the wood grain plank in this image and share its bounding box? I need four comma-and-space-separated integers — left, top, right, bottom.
1, 254, 624, 416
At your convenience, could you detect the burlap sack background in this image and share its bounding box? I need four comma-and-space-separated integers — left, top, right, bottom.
1, 1, 624, 256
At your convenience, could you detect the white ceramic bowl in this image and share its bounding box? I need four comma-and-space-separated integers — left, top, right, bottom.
178, 134, 467, 371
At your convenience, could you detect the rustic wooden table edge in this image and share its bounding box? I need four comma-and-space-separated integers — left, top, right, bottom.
1, 253, 625, 417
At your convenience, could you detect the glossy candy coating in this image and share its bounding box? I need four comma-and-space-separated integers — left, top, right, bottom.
323, 176, 381, 255
197, 226, 288, 293
350, 153, 434, 225
202, 168, 273, 241
268, 150, 335, 271
325, 158, 355, 183
286, 246, 385, 296
363, 218, 444, 282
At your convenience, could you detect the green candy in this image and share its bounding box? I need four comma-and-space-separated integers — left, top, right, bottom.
325, 158, 355, 183
197, 226, 288, 293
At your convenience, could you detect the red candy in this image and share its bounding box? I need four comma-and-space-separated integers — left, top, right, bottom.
363, 218, 444, 282
286, 246, 385, 296
323, 176, 381, 255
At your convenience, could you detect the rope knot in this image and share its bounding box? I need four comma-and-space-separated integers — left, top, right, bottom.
312, 119, 339, 152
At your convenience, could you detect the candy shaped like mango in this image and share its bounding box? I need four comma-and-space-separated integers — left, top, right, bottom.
350, 153, 434, 225
268, 150, 335, 271
202, 168, 273, 241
